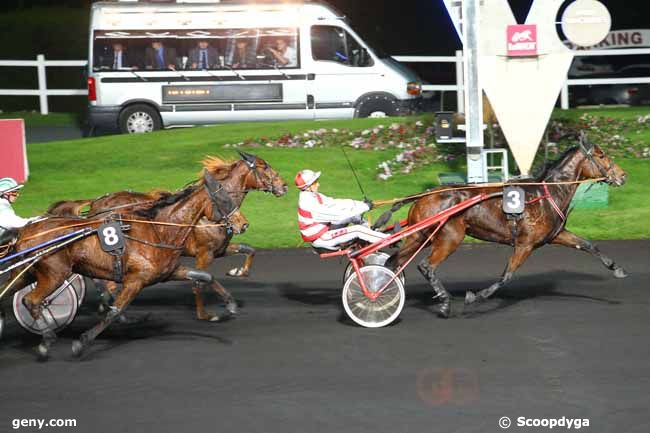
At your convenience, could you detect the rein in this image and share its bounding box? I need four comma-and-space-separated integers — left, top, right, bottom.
373, 178, 607, 208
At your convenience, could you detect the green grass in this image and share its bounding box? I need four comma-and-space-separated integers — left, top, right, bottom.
553, 106, 650, 120
11, 113, 650, 247
0, 112, 80, 127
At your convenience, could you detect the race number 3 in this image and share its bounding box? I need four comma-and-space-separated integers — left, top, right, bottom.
98, 222, 125, 252
503, 186, 525, 214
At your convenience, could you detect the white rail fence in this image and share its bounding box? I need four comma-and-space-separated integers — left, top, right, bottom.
1, 48, 649, 115
0, 55, 88, 115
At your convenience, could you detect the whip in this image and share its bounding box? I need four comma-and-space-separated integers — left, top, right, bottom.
340, 146, 369, 202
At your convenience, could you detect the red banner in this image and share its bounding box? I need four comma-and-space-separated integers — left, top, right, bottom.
0, 119, 29, 183
507, 24, 538, 57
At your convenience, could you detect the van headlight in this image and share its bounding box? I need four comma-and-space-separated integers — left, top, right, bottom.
407, 82, 422, 97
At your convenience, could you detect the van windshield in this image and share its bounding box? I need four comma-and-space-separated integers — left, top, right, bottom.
92, 28, 300, 71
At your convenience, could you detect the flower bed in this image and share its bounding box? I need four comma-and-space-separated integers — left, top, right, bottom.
224, 112, 650, 181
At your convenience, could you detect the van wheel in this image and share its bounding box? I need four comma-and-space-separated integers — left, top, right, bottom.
119, 104, 161, 134
355, 95, 399, 118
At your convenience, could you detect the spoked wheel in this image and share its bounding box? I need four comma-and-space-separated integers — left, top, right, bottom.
12, 274, 85, 335
343, 252, 405, 286
342, 265, 405, 328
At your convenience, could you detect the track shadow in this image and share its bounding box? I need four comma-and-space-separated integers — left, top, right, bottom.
280, 282, 341, 306
406, 269, 622, 318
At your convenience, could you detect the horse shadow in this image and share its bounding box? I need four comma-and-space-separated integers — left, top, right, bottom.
409, 269, 622, 319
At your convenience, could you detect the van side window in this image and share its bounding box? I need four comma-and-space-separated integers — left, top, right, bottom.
311, 26, 373, 67
92, 29, 299, 72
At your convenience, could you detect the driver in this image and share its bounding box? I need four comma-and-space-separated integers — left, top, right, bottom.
295, 169, 388, 250
0, 177, 38, 240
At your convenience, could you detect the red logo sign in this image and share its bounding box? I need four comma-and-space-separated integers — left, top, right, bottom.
507, 24, 538, 57
0, 119, 28, 183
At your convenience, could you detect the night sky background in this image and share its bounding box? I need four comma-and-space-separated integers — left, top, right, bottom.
0, 0, 648, 111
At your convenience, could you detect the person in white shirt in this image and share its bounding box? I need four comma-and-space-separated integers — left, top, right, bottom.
267, 38, 297, 68
0, 177, 38, 241
295, 170, 388, 251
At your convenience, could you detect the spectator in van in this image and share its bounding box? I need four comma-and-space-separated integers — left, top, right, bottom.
266, 38, 297, 68
96, 42, 137, 70
189, 40, 220, 70
145, 40, 177, 70
231, 39, 257, 69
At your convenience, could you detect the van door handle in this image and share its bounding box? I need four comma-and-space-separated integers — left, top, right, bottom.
307, 73, 316, 80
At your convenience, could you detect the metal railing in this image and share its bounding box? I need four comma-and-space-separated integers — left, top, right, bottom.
394, 48, 650, 111
560, 48, 650, 109
392, 50, 465, 112
1, 48, 649, 115
0, 55, 88, 115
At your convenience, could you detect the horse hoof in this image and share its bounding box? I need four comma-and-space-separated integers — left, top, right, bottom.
37, 344, 50, 360
465, 291, 478, 305
227, 268, 248, 278
437, 304, 451, 319
209, 316, 221, 323
226, 302, 238, 315
71, 340, 85, 358
614, 268, 629, 279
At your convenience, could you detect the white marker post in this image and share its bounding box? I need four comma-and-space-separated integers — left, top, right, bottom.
462, 0, 485, 183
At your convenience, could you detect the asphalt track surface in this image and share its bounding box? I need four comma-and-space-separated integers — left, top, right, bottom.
1, 241, 649, 433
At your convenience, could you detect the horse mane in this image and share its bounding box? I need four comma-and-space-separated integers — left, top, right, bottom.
200, 155, 238, 180
530, 146, 580, 181
135, 184, 198, 219
146, 189, 173, 201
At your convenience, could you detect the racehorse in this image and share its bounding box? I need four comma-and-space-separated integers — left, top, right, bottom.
393, 140, 627, 318
47, 151, 287, 321
12, 170, 248, 358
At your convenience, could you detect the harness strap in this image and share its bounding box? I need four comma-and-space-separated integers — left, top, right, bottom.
543, 183, 566, 222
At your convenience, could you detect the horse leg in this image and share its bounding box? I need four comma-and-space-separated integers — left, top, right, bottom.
225, 243, 255, 277
193, 252, 237, 321
399, 219, 466, 318
71, 280, 144, 358
552, 230, 628, 279
23, 270, 70, 359
465, 245, 534, 304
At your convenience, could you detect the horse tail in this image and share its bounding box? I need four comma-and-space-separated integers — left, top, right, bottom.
372, 197, 419, 230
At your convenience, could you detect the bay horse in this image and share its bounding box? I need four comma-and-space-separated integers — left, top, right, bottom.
46, 151, 287, 321
394, 140, 627, 318
12, 170, 248, 358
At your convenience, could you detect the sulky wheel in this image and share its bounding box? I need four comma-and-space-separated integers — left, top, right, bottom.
342, 265, 405, 328
0, 309, 5, 340
343, 252, 405, 286
12, 274, 84, 335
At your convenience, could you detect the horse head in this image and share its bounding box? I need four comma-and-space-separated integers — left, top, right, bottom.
237, 151, 288, 197
203, 170, 249, 234
578, 134, 627, 187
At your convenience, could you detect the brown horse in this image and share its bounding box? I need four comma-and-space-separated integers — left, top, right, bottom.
394, 141, 627, 318
13, 171, 248, 358
47, 151, 287, 320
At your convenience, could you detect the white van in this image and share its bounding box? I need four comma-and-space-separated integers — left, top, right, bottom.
87, 0, 422, 134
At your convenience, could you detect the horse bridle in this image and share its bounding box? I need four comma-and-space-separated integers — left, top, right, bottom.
203, 174, 241, 232
239, 152, 283, 195
579, 140, 617, 183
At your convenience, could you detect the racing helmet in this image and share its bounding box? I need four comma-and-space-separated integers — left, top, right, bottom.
294, 170, 321, 190
0, 177, 23, 195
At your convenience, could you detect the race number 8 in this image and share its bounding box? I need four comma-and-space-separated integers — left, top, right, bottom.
102, 227, 120, 246
503, 186, 525, 214
97, 222, 125, 252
